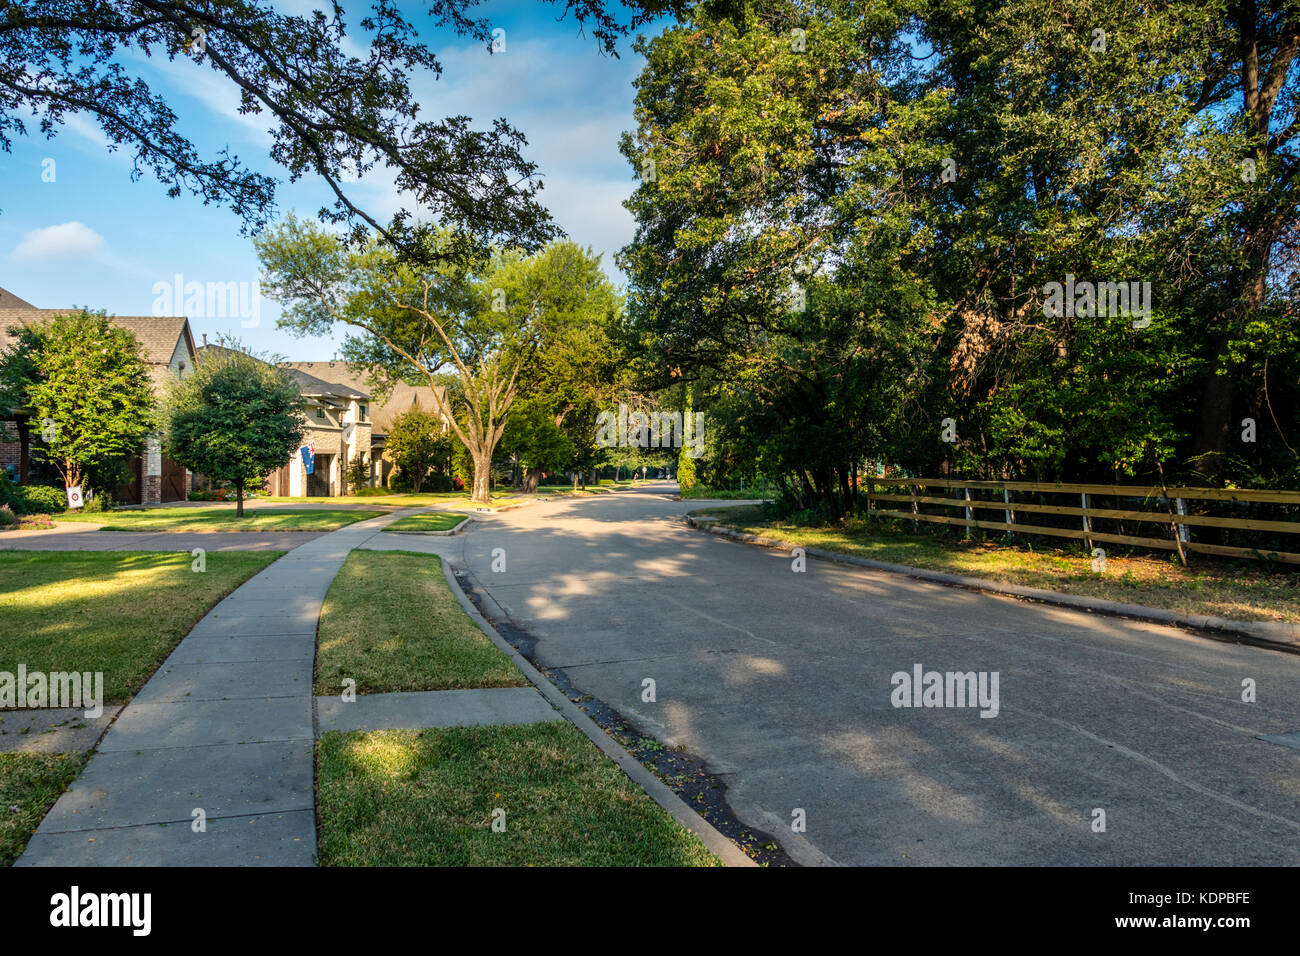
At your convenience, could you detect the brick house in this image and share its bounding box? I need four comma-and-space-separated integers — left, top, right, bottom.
279, 361, 447, 489
0, 287, 197, 504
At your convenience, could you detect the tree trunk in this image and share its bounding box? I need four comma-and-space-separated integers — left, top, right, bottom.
522, 468, 541, 494
235, 477, 245, 517
471, 453, 492, 503
412, 468, 423, 493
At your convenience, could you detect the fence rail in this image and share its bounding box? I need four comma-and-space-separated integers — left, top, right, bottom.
864, 478, 1300, 565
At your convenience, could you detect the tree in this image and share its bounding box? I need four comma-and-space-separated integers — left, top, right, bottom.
1, 1, 678, 255
1, 310, 154, 497
344, 452, 371, 493
619, 0, 1300, 507
259, 222, 620, 502
159, 341, 305, 516
386, 407, 451, 492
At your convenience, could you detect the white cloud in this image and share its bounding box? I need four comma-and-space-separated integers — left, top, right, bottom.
10, 221, 106, 261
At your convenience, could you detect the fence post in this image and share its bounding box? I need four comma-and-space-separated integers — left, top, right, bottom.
964, 485, 973, 540
1003, 487, 1014, 541
910, 483, 919, 532
1175, 497, 1190, 543
1081, 492, 1093, 553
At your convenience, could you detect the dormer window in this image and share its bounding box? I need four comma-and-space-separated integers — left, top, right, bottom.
315, 408, 325, 420
360, 404, 368, 421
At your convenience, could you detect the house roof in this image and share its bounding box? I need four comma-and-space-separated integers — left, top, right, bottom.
279, 361, 444, 435
0, 288, 195, 392
197, 346, 369, 401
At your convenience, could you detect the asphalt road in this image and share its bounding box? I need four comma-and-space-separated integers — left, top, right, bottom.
444, 482, 1300, 865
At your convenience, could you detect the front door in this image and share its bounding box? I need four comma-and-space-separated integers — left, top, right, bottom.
307, 454, 333, 496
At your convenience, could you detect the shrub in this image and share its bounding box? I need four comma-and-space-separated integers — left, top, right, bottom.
0, 472, 21, 512
423, 472, 454, 493
18, 485, 66, 514
0, 504, 16, 528
351, 486, 389, 497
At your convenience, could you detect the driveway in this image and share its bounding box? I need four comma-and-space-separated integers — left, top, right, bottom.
439, 482, 1300, 865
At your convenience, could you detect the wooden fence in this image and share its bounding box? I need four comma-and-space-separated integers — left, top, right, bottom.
864, 477, 1300, 565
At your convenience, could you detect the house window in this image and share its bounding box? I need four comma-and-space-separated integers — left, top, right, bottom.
315, 408, 325, 420
360, 404, 368, 421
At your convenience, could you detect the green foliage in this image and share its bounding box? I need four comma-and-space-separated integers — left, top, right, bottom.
386, 407, 453, 492
2, 311, 154, 494
344, 453, 371, 494
16, 485, 67, 515
159, 340, 305, 514
618, 0, 1300, 507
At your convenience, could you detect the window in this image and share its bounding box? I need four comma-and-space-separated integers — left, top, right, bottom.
315, 408, 325, 420
360, 404, 368, 421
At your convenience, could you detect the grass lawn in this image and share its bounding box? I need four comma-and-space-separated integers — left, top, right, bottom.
384, 512, 465, 533
261, 493, 522, 510
54, 508, 385, 532
314, 550, 527, 695
315, 723, 721, 866
681, 486, 772, 500
0, 550, 283, 701
692, 505, 1300, 623
0, 752, 87, 866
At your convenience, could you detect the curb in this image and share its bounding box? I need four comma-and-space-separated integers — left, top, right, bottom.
383, 514, 472, 537
440, 558, 757, 867
684, 517, 1300, 652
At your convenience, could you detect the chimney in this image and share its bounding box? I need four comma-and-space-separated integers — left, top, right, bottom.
202, 333, 208, 347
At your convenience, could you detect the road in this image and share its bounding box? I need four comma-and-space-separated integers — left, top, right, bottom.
426, 482, 1300, 865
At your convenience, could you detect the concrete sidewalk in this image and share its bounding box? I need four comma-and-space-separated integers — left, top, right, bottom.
16, 508, 426, 867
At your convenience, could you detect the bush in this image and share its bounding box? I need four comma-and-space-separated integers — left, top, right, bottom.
17, 485, 66, 514
0, 472, 21, 512
423, 472, 454, 493
0, 504, 16, 528
351, 487, 389, 497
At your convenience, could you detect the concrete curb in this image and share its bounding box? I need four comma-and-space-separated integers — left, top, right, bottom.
440, 558, 757, 867
382, 514, 472, 537
685, 517, 1300, 652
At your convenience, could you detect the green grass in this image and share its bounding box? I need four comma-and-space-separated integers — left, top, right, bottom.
0, 752, 87, 866
261, 493, 521, 510
680, 486, 772, 499
315, 723, 721, 867
54, 508, 385, 532
383, 512, 465, 533
0, 550, 283, 701
692, 505, 1300, 623
314, 550, 527, 695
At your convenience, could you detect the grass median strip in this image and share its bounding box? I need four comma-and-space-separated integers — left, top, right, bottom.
315, 723, 721, 866
53, 508, 386, 532
383, 512, 464, 533
0, 752, 87, 866
0, 550, 284, 702
314, 550, 527, 695
692, 505, 1300, 623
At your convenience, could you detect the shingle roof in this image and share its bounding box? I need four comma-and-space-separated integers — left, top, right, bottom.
280, 361, 445, 435
0, 287, 35, 309
0, 289, 194, 392
198, 346, 368, 400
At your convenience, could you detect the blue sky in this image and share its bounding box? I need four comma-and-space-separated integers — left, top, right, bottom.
0, 1, 657, 357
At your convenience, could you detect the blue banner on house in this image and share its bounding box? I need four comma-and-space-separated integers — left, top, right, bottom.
300, 443, 315, 475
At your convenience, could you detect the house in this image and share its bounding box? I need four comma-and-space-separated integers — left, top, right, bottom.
0, 287, 197, 503
279, 361, 447, 489
192, 349, 373, 497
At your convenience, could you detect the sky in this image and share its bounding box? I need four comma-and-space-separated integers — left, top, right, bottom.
0, 1, 658, 358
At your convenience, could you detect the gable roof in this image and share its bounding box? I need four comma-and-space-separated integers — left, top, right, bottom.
197, 346, 368, 401
280, 361, 444, 435
0, 287, 35, 309
0, 288, 195, 391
